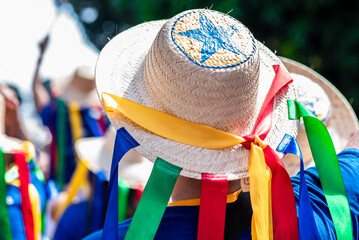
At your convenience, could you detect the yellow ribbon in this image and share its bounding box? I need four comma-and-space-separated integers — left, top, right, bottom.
102, 92, 274, 239
68, 102, 83, 143
10, 181, 41, 240
249, 138, 273, 240
54, 160, 89, 221
102, 93, 245, 149
22, 141, 36, 160
54, 102, 89, 220
28, 184, 41, 240
168, 189, 242, 207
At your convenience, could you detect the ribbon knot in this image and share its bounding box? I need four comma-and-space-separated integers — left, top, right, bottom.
241, 135, 267, 150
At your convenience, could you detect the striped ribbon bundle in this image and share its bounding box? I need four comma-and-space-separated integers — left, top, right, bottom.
100, 65, 352, 239
0, 144, 44, 240
48, 100, 109, 189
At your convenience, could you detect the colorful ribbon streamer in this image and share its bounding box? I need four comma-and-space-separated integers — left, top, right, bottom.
68, 102, 84, 143
288, 100, 352, 240
54, 159, 89, 220
28, 184, 41, 240
0, 149, 12, 240
197, 173, 228, 240
277, 134, 319, 240
244, 65, 298, 240
56, 98, 67, 189
118, 179, 130, 222
102, 93, 245, 150
89, 172, 107, 233
101, 65, 299, 239
14, 151, 35, 240
102, 128, 140, 240
125, 157, 182, 240
245, 139, 272, 240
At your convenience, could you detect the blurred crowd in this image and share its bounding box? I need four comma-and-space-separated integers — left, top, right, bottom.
2, 3, 359, 240
0, 9, 151, 239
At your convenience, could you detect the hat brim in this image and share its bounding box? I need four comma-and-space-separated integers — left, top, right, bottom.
95, 19, 298, 180
50, 76, 100, 106
75, 130, 152, 189
280, 57, 359, 176
0, 134, 23, 153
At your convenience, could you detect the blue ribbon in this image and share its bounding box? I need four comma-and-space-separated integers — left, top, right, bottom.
277, 134, 320, 240
89, 171, 107, 233
82, 108, 104, 137
101, 127, 139, 240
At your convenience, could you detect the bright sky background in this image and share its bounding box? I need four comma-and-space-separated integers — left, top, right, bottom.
0, 0, 99, 91
0, 0, 99, 148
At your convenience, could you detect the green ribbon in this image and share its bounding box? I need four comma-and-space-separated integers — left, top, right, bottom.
29, 159, 45, 183
56, 98, 67, 190
124, 158, 182, 240
0, 149, 12, 240
118, 179, 130, 222
288, 100, 352, 240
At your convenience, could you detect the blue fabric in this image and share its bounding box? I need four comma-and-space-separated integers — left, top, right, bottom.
40, 102, 75, 182
276, 134, 319, 240
89, 171, 107, 233
102, 128, 139, 240
39, 102, 108, 184
6, 184, 26, 240
84, 148, 359, 240
81, 108, 105, 137
54, 201, 90, 240
53, 172, 107, 239
28, 162, 47, 213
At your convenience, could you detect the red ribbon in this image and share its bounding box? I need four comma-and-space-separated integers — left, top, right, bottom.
253, 65, 294, 140
245, 64, 299, 240
14, 151, 35, 240
197, 173, 228, 240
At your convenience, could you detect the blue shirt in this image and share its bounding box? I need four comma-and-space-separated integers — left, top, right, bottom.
7, 184, 26, 240
84, 148, 359, 240
53, 172, 107, 240
40, 102, 109, 184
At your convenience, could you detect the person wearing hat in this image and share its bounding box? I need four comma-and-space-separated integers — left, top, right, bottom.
52, 126, 152, 240
32, 36, 110, 189
84, 9, 359, 240
0, 87, 46, 240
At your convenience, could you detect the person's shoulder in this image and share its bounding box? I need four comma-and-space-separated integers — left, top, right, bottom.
84, 206, 199, 240
54, 201, 90, 240
82, 218, 131, 240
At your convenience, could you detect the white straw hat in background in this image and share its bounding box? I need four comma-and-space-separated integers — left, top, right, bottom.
75, 126, 153, 188
280, 57, 359, 176
95, 9, 299, 180
50, 65, 100, 106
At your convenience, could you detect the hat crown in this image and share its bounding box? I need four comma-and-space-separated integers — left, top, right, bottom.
143, 9, 261, 134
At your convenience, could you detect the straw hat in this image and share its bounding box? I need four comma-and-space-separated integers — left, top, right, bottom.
280, 57, 359, 176
75, 126, 153, 188
50, 65, 99, 106
95, 9, 299, 180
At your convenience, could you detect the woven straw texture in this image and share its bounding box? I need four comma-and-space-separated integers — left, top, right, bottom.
95, 9, 298, 180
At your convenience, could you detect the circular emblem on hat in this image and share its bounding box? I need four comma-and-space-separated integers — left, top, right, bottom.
171, 10, 255, 68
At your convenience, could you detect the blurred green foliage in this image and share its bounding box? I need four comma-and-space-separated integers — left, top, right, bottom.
70, 0, 359, 114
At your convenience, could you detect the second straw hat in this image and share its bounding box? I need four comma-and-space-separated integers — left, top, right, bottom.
280, 57, 359, 176
75, 127, 152, 188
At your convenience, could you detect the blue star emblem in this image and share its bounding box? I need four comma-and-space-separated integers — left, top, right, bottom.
177, 13, 247, 64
